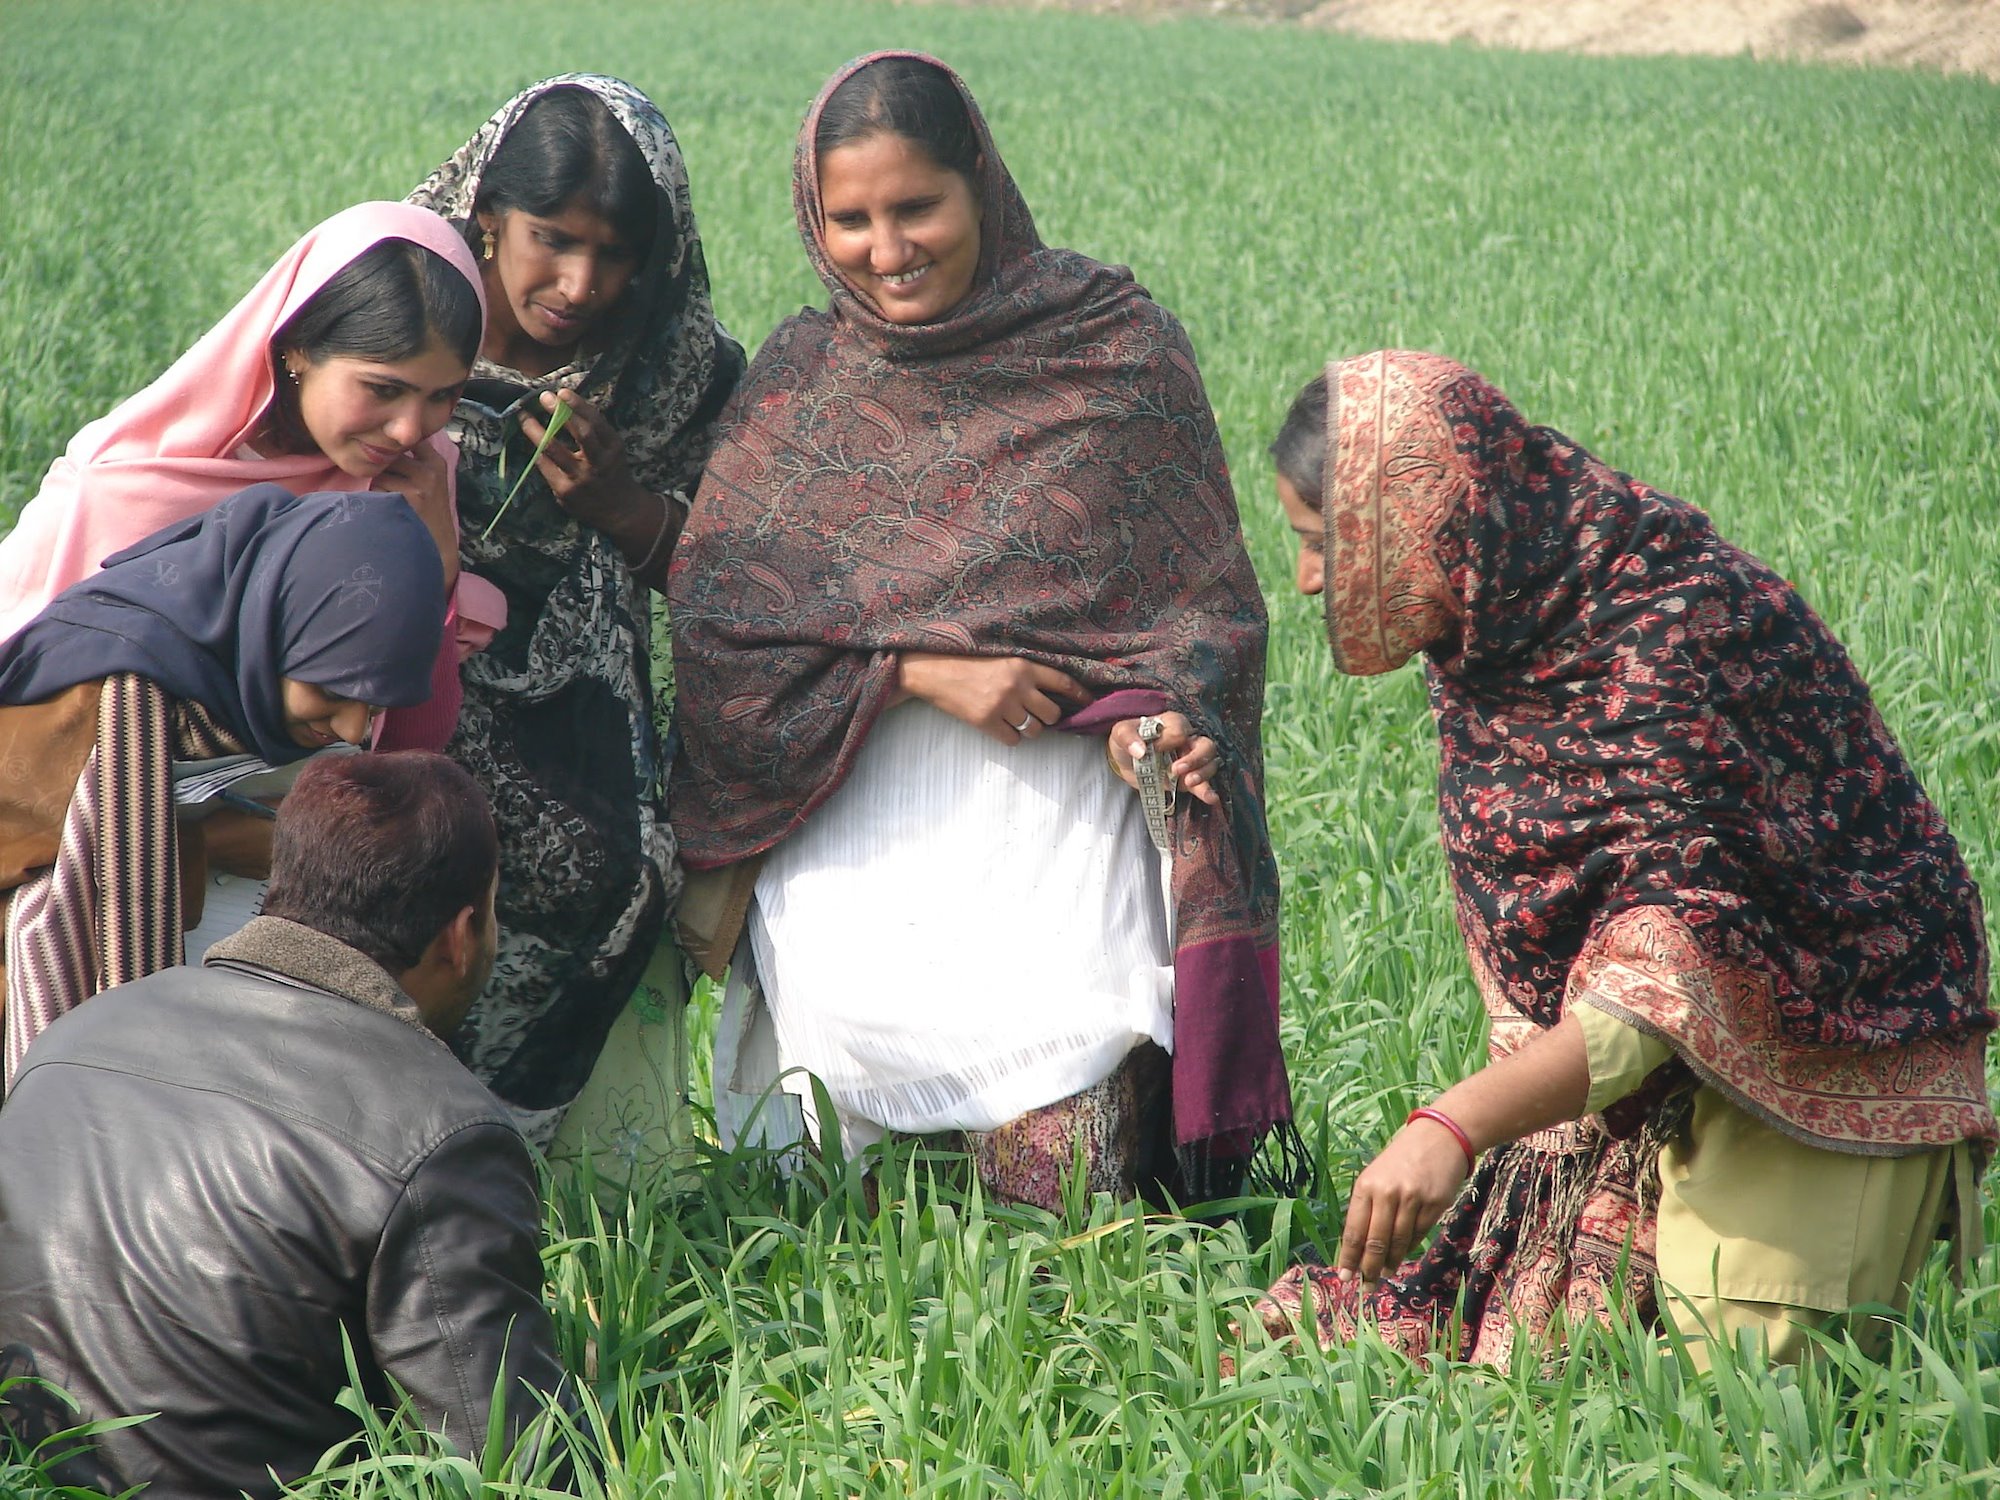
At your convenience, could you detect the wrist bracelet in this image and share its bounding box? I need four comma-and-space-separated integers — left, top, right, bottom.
1406, 1106, 1477, 1172
633, 492, 676, 574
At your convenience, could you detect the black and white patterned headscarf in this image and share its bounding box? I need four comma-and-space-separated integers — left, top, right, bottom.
408, 74, 743, 1142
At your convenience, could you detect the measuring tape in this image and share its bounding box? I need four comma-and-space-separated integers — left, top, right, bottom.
1133, 715, 1175, 857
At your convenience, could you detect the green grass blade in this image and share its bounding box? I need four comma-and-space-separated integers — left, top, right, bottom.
479, 395, 570, 543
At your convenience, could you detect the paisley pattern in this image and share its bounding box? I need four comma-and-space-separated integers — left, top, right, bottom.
407, 76, 743, 1140
670, 52, 1292, 1161
1250, 1125, 1658, 1372
968, 1042, 1171, 1213
1328, 350, 1994, 1137
1306, 349, 1994, 1359
1573, 906, 1992, 1151
1322, 352, 1462, 677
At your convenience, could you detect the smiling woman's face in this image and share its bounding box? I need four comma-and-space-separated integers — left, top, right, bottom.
280, 678, 382, 750
818, 131, 982, 326
285, 340, 468, 479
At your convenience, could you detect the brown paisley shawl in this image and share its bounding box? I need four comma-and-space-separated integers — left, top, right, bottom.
1298, 349, 1994, 1361
670, 53, 1293, 1166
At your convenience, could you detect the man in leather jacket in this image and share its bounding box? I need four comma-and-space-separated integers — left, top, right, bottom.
0, 751, 569, 1494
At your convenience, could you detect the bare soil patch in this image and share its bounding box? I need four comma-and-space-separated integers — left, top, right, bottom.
935, 0, 2000, 82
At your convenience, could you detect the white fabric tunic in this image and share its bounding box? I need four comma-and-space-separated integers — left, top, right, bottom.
748, 702, 1173, 1136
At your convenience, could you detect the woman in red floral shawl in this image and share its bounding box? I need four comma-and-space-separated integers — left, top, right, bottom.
1254, 350, 1993, 1368
669, 53, 1298, 1208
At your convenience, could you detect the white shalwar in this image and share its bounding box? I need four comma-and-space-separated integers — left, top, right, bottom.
729, 702, 1174, 1153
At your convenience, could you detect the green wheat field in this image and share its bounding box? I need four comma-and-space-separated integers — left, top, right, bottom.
3, 1, 1998, 1493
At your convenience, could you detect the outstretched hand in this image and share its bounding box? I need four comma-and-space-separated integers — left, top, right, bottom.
1335, 1116, 1473, 1285
895, 652, 1090, 744
1107, 712, 1222, 806
1332, 1011, 1594, 1285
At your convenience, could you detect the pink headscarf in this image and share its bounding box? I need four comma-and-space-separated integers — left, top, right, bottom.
0, 201, 485, 645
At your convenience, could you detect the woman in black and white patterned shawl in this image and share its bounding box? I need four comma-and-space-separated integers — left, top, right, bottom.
406, 74, 743, 1148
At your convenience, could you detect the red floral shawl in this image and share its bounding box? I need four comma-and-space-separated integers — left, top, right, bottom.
1326, 350, 1994, 1155
669, 54, 1291, 1159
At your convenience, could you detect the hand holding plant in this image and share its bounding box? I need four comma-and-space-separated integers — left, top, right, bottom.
491, 388, 653, 542
495, 389, 667, 566
481, 391, 573, 541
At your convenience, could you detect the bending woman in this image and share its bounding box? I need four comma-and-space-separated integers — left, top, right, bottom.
0, 202, 486, 954
0, 200, 492, 748
0, 486, 446, 1081
1255, 350, 1994, 1367
407, 75, 743, 1153
671, 53, 1296, 1206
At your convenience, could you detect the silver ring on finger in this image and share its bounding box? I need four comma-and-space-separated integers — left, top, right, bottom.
1013, 714, 1035, 734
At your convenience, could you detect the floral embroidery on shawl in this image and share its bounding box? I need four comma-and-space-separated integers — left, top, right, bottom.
1322, 351, 1463, 677
1326, 349, 1993, 1149
1304, 348, 1993, 1360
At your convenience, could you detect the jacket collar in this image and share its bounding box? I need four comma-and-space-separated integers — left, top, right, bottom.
205, 916, 433, 1035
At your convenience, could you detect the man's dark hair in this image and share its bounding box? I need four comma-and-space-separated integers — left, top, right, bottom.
474, 86, 659, 258
814, 56, 981, 183
1269, 370, 1330, 506
262, 751, 499, 972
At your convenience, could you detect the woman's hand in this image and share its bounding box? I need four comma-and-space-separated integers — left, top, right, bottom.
1107, 712, 1222, 806
1334, 1011, 1594, 1285
520, 389, 677, 578
377, 443, 459, 591
520, 388, 637, 523
895, 652, 1088, 744
1336, 1117, 1474, 1285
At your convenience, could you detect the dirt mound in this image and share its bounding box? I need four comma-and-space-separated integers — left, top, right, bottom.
957, 0, 2000, 81
1306, 1, 2000, 79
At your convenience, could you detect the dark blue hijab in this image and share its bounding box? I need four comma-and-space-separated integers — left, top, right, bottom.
0, 484, 445, 764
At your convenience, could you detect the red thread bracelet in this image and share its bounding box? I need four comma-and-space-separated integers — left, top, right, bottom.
1406, 1106, 1477, 1172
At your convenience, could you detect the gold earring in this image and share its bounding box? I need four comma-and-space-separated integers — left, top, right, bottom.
481, 228, 497, 261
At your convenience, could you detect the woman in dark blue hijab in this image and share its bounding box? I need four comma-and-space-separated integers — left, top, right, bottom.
0, 484, 447, 1078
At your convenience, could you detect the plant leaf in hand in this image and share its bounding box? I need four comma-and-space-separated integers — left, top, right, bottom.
480, 394, 571, 542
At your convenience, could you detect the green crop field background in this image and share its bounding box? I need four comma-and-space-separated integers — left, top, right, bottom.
3, 1, 1998, 1493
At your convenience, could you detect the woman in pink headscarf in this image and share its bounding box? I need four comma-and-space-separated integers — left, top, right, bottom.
0, 200, 499, 747
0, 201, 494, 951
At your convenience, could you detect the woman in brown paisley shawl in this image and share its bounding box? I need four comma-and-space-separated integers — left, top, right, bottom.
405, 76, 744, 1157
1252, 349, 1994, 1369
670, 53, 1298, 1208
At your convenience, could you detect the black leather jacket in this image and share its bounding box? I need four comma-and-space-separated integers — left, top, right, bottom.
0, 918, 566, 1497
